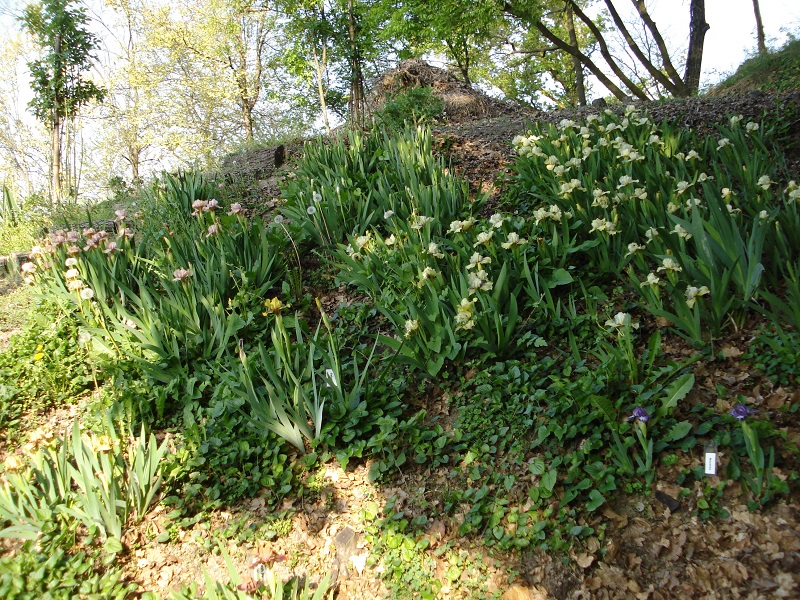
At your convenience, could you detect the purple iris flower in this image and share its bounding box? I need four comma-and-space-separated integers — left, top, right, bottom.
628, 407, 650, 423
729, 403, 757, 421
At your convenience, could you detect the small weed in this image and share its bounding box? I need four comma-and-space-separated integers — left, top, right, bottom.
366, 516, 442, 600
696, 482, 729, 520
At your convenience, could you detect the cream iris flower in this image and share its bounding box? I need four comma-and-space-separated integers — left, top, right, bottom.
473, 230, 494, 247
466, 252, 491, 270
685, 285, 710, 308
404, 319, 420, 338
657, 257, 682, 273
501, 232, 527, 249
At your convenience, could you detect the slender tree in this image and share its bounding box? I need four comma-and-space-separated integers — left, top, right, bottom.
488, 5, 594, 107
20, 0, 105, 203
282, 0, 335, 133
752, 0, 766, 55
281, 0, 387, 127
378, 0, 500, 86
564, 2, 586, 105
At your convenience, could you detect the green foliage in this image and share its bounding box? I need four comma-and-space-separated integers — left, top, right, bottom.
374, 87, 444, 130
20, 0, 106, 126
0, 542, 136, 600
279, 0, 391, 125
162, 381, 300, 511
0, 301, 92, 441
695, 481, 729, 521
510, 107, 797, 344
0, 189, 52, 255
732, 417, 790, 509
364, 409, 462, 482
744, 330, 800, 386
233, 300, 395, 453
377, 0, 500, 85
0, 184, 21, 227
133, 171, 219, 239
27, 183, 286, 405
282, 126, 481, 249
365, 516, 442, 600
0, 418, 167, 545
169, 545, 333, 600
235, 312, 327, 452
487, 1, 598, 107
4, 96, 800, 596
759, 261, 800, 336
0, 279, 34, 334
0, 222, 41, 256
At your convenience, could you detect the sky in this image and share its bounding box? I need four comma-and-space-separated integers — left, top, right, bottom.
647, 0, 800, 87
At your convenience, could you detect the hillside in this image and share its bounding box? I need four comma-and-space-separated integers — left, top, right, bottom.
709, 40, 800, 97
1, 56, 800, 600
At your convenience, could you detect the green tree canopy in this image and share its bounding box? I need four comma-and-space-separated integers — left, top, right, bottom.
20, 0, 105, 201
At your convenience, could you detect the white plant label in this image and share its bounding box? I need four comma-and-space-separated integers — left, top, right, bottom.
705, 452, 717, 475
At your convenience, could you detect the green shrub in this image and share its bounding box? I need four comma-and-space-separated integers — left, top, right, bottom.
281, 126, 481, 250
374, 86, 444, 130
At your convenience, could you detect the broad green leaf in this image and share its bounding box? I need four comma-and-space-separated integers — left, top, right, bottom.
664, 421, 693, 442
586, 489, 605, 512
657, 374, 695, 418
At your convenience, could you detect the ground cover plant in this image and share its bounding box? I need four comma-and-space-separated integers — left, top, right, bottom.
0, 116, 799, 598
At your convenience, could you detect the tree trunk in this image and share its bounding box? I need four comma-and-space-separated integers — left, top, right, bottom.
446, 39, 472, 85
50, 32, 62, 204
347, 0, 364, 126
752, 0, 766, 55
505, 0, 706, 100
312, 45, 331, 135
127, 144, 141, 182
563, 2, 649, 100
532, 19, 631, 101
242, 103, 254, 142
565, 3, 586, 106
606, 0, 682, 96
50, 116, 61, 204
683, 0, 709, 95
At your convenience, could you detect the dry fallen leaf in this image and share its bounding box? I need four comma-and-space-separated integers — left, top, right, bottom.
575, 553, 594, 569
721, 346, 743, 358
502, 584, 548, 600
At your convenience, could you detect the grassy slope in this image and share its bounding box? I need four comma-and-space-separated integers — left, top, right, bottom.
709, 39, 800, 95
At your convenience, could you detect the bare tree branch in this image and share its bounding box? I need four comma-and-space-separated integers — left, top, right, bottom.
566, 1, 648, 100
630, 0, 684, 92
603, 0, 680, 96
532, 19, 630, 101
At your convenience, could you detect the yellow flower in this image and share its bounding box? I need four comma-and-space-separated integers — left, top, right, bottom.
3, 454, 25, 471
501, 232, 527, 249
473, 230, 494, 247
455, 298, 476, 331
264, 297, 289, 315
94, 435, 114, 452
